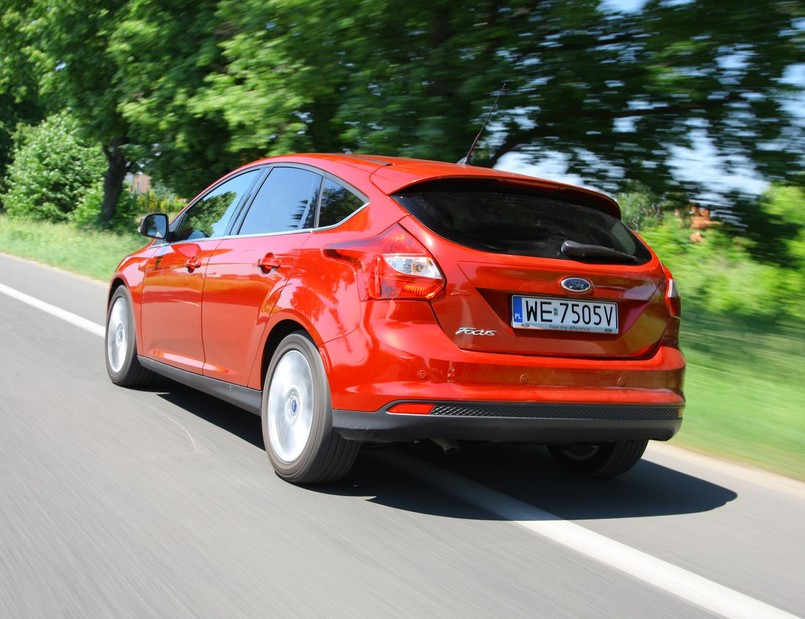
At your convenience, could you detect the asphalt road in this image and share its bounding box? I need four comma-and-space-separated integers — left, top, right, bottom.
1, 252, 803, 619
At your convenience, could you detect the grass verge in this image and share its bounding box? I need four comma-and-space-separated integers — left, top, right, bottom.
677, 317, 805, 480
2, 215, 803, 480
0, 215, 144, 281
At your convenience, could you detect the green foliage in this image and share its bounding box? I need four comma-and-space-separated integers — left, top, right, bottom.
96, 0, 804, 203
617, 185, 664, 231
3, 0, 803, 223
15, 0, 136, 224
71, 182, 138, 232
73, 183, 185, 233
0, 113, 105, 222
0, 3, 44, 180
132, 188, 186, 217
640, 184, 805, 324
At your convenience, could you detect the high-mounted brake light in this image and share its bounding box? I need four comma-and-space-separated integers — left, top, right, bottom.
324, 224, 445, 300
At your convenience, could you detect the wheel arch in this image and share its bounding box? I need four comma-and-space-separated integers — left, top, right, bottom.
108, 277, 126, 306
258, 319, 316, 391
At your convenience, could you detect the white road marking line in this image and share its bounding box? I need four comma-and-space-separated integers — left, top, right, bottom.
0, 282, 105, 338
0, 281, 200, 453
2, 280, 798, 618
375, 451, 799, 619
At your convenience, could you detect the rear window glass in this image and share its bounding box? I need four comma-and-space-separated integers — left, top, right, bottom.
393, 180, 651, 264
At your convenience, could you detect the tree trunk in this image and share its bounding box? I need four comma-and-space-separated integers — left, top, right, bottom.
99, 138, 129, 226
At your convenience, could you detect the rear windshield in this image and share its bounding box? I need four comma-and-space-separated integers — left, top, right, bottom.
393, 180, 651, 264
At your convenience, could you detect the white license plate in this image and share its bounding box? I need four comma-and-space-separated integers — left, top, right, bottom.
512, 295, 618, 334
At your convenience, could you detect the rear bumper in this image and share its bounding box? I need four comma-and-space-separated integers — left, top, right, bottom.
323, 299, 685, 444
333, 402, 682, 443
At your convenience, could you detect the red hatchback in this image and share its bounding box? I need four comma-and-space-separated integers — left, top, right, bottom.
106, 154, 685, 483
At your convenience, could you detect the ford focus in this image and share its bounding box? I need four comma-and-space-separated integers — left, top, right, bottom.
106, 154, 685, 484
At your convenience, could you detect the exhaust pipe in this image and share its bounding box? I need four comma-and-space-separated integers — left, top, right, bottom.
431, 438, 460, 455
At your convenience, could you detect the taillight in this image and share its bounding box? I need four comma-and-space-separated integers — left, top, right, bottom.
325, 224, 445, 300
661, 264, 681, 347
663, 266, 682, 318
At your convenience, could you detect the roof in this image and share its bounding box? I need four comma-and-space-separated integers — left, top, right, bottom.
240, 153, 621, 218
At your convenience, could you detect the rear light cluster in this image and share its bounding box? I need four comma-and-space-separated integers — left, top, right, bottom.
661, 264, 682, 348
663, 265, 682, 318
325, 224, 445, 300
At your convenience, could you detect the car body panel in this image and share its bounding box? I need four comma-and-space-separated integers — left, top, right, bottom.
139, 239, 222, 373
200, 231, 314, 384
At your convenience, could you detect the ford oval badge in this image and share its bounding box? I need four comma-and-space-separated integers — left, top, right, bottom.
561, 277, 593, 293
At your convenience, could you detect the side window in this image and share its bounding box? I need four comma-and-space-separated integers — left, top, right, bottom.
173, 169, 260, 242
318, 179, 366, 227
238, 167, 322, 236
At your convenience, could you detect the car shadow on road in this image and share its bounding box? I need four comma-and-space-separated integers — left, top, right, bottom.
319, 442, 738, 521
151, 381, 737, 522
150, 380, 266, 449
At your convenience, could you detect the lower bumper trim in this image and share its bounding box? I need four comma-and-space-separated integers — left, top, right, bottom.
333, 402, 683, 444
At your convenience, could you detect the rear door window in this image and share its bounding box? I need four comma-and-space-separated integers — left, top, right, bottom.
238, 167, 322, 235
393, 180, 651, 264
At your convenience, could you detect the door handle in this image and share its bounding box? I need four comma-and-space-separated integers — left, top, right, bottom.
257, 253, 281, 274
185, 257, 203, 272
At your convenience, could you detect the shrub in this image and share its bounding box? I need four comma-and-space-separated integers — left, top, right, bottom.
0, 113, 106, 222
641, 210, 805, 325
73, 181, 139, 233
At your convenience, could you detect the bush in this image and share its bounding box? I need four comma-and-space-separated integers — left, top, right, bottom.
0, 113, 106, 222
641, 209, 805, 325
617, 185, 663, 231
72, 181, 140, 232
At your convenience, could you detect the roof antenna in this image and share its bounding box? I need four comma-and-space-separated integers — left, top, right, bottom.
458, 83, 506, 166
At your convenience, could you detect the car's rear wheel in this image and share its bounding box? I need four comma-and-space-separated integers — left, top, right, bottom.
262, 332, 359, 484
105, 286, 153, 387
548, 440, 648, 478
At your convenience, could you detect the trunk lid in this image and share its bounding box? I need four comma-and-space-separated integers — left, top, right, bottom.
392, 179, 671, 359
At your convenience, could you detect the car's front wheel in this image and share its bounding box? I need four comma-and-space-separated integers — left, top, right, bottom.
262, 332, 359, 484
105, 286, 153, 387
548, 440, 648, 478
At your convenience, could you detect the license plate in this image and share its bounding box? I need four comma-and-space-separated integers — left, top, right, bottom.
512, 295, 618, 334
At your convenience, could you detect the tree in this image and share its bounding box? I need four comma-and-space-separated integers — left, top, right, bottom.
130, 0, 803, 211
0, 4, 44, 183
9, 0, 801, 219
15, 0, 133, 225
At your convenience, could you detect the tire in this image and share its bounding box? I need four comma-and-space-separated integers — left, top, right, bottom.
105, 286, 153, 387
262, 332, 359, 484
548, 440, 648, 478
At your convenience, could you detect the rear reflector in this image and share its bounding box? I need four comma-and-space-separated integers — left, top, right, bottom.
387, 403, 435, 415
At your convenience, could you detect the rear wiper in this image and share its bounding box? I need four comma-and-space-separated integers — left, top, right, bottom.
561, 240, 639, 263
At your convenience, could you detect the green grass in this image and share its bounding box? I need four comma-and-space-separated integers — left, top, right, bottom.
0, 215, 145, 281
676, 317, 805, 480
2, 214, 803, 480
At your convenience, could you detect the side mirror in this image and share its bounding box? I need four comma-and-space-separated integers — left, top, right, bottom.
138, 213, 169, 240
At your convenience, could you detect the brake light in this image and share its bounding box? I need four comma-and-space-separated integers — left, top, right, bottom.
660, 264, 681, 347
663, 266, 682, 318
325, 224, 445, 300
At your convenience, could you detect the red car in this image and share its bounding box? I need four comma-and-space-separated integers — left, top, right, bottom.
106, 154, 685, 484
